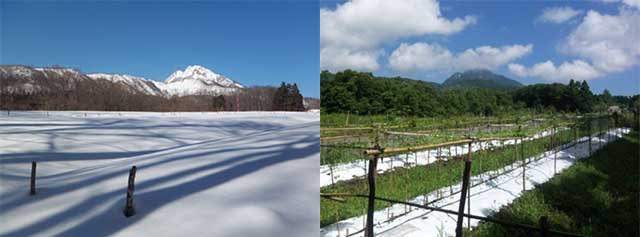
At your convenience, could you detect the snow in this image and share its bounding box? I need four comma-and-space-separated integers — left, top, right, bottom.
164, 65, 244, 90
320, 128, 630, 237
87, 73, 164, 96
320, 128, 567, 187
0, 111, 319, 237
2, 65, 242, 97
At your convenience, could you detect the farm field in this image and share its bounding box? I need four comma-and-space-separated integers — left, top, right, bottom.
0, 111, 319, 237
471, 131, 639, 237
319, 112, 630, 236
320, 128, 630, 236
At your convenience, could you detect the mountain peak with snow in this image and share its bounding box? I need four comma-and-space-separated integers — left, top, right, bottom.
161, 65, 243, 96
165, 65, 243, 88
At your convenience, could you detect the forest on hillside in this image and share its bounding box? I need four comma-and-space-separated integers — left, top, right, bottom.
321, 70, 639, 116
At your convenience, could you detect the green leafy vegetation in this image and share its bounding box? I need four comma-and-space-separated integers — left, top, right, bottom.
321, 127, 585, 227
471, 132, 639, 237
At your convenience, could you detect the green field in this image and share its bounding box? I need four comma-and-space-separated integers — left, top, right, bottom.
320, 127, 585, 227
470, 131, 639, 237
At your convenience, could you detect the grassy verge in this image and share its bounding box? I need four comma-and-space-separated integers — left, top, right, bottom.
320, 128, 580, 227
470, 131, 639, 237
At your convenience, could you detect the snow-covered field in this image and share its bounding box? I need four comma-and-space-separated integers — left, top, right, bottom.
0, 111, 319, 237
321, 128, 630, 237
321, 128, 567, 187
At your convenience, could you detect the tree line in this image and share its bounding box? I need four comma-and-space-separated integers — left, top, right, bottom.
0, 73, 313, 111
321, 70, 639, 116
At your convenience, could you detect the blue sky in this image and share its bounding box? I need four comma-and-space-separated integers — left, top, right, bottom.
1, 1, 320, 97
320, 0, 639, 96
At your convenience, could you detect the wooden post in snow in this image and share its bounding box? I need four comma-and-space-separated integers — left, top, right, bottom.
455, 140, 473, 237
124, 166, 137, 217
364, 127, 381, 237
30, 161, 36, 195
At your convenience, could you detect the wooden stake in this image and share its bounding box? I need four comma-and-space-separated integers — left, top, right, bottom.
124, 166, 137, 217
364, 128, 381, 237
553, 127, 557, 175
539, 216, 549, 237
30, 161, 36, 195
455, 141, 473, 237
521, 137, 526, 192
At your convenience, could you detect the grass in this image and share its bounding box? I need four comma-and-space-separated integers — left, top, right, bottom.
320, 127, 582, 227
470, 131, 639, 237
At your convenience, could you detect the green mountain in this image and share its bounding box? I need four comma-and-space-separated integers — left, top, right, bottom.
442, 69, 523, 90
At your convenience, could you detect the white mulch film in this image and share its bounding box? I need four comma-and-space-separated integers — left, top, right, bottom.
321, 128, 630, 237
321, 128, 568, 187
0, 111, 319, 237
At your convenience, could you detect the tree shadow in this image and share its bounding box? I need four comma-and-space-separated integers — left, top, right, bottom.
2, 129, 319, 237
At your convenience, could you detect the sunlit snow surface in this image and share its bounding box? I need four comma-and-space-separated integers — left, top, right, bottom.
321, 128, 630, 237
0, 111, 319, 237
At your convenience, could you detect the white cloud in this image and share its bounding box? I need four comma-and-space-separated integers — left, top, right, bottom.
561, 8, 640, 73
320, 0, 476, 72
508, 60, 601, 82
538, 7, 583, 24
623, 0, 640, 8
320, 47, 382, 72
511, 7, 639, 82
388, 43, 453, 72
601, 0, 640, 9
389, 43, 533, 72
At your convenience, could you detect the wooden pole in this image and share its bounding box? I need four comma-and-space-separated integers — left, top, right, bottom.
124, 166, 137, 217
455, 141, 473, 237
521, 137, 526, 192
588, 120, 592, 155
364, 128, 381, 237
30, 161, 36, 195
553, 126, 557, 175
539, 216, 549, 237
330, 165, 335, 185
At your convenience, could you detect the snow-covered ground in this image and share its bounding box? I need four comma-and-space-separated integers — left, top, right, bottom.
0, 111, 319, 237
321, 128, 567, 187
321, 128, 630, 237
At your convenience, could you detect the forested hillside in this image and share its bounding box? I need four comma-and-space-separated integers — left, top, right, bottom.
320, 70, 639, 116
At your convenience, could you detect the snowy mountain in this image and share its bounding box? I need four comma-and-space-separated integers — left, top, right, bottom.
87, 73, 165, 96
0, 65, 244, 97
0, 65, 90, 93
161, 65, 244, 96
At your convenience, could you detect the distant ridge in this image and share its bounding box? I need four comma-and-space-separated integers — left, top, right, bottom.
1, 65, 244, 97
443, 69, 523, 90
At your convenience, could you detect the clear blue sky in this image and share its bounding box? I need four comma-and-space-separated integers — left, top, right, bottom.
320, 0, 639, 96
1, 1, 320, 98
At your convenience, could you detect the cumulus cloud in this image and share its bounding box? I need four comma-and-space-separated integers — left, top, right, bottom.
508, 60, 601, 82
389, 43, 533, 72
320, 0, 476, 72
320, 47, 382, 72
561, 8, 640, 73
623, 0, 640, 8
601, 0, 640, 9
511, 7, 639, 82
537, 7, 583, 23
